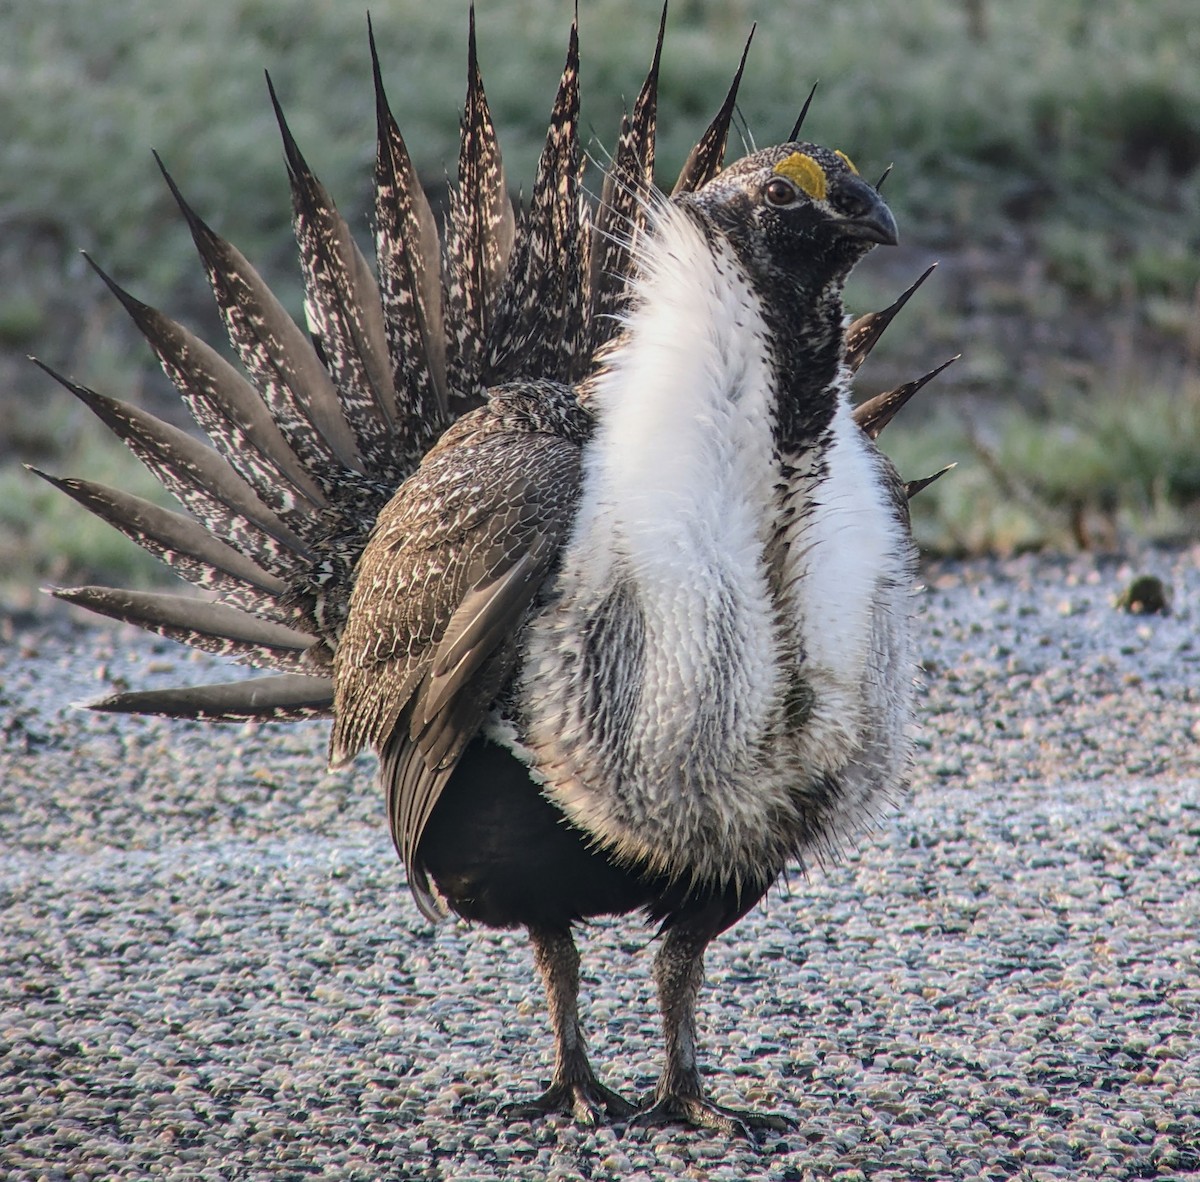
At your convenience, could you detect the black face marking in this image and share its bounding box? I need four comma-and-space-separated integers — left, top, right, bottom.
680, 141, 896, 452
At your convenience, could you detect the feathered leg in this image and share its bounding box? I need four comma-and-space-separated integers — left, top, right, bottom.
501, 925, 636, 1124
635, 913, 794, 1138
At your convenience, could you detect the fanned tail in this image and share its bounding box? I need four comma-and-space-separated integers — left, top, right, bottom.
38, 13, 949, 724
37, 72, 442, 718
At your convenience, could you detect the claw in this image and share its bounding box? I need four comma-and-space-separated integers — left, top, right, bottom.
630, 1090, 796, 1138
501, 1078, 638, 1125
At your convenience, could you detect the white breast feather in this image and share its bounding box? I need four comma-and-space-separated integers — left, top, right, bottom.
518, 204, 913, 883
779, 393, 911, 771
577, 205, 781, 767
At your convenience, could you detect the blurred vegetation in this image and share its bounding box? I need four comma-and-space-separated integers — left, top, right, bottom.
1, 0, 1198, 606
887, 376, 1200, 555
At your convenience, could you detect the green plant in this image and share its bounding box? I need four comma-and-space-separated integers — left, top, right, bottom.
881, 372, 1200, 554
3, 0, 1199, 601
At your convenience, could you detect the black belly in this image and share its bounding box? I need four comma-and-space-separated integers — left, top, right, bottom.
416, 738, 770, 932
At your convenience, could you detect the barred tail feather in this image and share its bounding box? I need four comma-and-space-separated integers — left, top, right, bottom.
268, 75, 405, 485
588, 4, 665, 355
50, 586, 315, 672
156, 155, 366, 484
486, 16, 587, 385
87, 674, 334, 722
442, 8, 516, 403
854, 356, 959, 440
80, 258, 331, 531
845, 263, 938, 374
670, 25, 753, 197
33, 366, 310, 586
31, 470, 291, 620
370, 18, 449, 449
846, 268, 956, 497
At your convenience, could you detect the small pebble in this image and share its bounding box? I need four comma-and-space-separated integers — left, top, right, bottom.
1, 546, 1198, 1178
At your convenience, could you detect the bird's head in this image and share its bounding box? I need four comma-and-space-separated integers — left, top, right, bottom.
681, 142, 897, 299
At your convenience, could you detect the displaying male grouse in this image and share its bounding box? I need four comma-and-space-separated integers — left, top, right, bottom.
36, 12, 952, 1135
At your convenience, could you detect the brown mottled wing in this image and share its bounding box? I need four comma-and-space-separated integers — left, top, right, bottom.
331, 422, 581, 917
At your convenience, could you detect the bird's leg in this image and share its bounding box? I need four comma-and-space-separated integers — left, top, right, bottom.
634, 915, 794, 1138
500, 924, 637, 1124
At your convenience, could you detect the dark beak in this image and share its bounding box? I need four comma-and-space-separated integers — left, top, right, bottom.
833, 176, 899, 246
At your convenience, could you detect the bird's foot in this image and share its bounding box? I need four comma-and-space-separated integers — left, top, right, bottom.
501, 1077, 638, 1126
630, 1090, 795, 1139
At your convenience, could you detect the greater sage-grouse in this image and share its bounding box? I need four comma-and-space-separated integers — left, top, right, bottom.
37, 12, 953, 1135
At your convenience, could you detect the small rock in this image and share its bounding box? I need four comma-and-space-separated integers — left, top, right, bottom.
1114, 575, 1171, 615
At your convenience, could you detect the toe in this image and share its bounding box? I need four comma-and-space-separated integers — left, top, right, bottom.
631, 1091, 794, 1138
500, 1078, 637, 1125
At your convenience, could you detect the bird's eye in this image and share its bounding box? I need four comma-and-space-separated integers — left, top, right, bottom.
764, 177, 798, 206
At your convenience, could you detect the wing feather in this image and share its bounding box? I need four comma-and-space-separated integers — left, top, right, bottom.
331, 411, 583, 913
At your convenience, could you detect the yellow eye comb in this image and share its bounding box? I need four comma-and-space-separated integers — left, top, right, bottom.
772, 152, 827, 201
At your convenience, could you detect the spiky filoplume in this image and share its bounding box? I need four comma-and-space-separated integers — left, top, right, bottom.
37, 12, 956, 1135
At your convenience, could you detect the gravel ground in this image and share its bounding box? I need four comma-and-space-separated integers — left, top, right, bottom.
2, 547, 1198, 1181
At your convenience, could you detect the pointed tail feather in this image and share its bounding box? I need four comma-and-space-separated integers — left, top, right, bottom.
79, 256, 331, 532
31, 469, 295, 622
442, 8, 516, 404
588, 3, 666, 355
905, 464, 956, 500
51, 585, 316, 672
671, 26, 753, 196
86, 674, 334, 722
34, 363, 312, 584
789, 81, 820, 143
155, 154, 366, 484
268, 74, 406, 485
845, 263, 938, 374
371, 18, 450, 448
854, 356, 958, 439
485, 16, 587, 385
